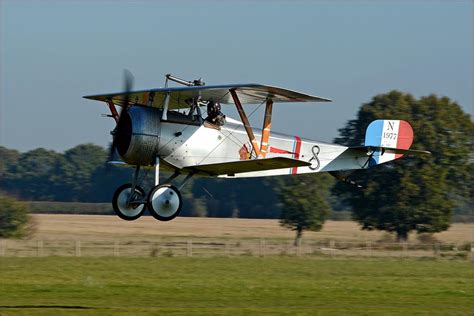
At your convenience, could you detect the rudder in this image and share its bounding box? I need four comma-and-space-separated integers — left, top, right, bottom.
365, 119, 414, 165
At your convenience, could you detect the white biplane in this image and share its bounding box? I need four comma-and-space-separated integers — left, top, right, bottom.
84, 73, 430, 221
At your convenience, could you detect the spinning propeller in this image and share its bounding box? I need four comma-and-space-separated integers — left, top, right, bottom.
107, 69, 134, 165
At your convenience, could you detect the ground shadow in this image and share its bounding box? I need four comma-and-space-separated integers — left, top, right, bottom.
0, 305, 94, 309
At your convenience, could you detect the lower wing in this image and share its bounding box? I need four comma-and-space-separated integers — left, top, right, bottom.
182, 157, 310, 176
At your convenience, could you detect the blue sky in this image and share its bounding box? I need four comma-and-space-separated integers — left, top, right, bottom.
1, 1, 472, 151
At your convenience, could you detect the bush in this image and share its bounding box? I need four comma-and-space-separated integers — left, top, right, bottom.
0, 195, 32, 238
328, 211, 352, 221
28, 201, 113, 215
417, 233, 440, 244
452, 214, 474, 223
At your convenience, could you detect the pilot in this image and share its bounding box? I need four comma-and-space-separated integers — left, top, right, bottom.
206, 101, 226, 126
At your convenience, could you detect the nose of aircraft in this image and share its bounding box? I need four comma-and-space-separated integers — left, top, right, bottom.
115, 106, 161, 166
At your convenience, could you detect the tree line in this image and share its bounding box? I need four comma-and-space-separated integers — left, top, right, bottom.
1, 91, 472, 241
0, 142, 337, 219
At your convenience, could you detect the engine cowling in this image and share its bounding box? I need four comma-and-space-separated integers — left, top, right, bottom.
115, 106, 161, 166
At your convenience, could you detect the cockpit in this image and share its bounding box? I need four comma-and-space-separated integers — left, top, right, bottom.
163, 99, 226, 130
161, 74, 227, 129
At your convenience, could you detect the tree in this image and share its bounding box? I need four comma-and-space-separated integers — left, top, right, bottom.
191, 177, 281, 219
0, 146, 20, 178
279, 174, 332, 246
57, 144, 108, 201
0, 194, 32, 238
0, 147, 20, 196
7, 148, 64, 200
334, 91, 474, 241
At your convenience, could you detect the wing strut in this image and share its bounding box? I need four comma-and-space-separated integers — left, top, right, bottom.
230, 89, 262, 158
260, 99, 273, 157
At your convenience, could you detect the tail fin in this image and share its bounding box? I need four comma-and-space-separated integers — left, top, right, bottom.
364, 119, 417, 166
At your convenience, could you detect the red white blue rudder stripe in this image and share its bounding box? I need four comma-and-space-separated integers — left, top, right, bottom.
365, 119, 414, 166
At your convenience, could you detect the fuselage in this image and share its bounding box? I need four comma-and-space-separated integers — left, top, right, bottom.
159, 116, 370, 178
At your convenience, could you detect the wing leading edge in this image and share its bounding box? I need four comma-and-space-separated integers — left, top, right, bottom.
83, 84, 331, 110
181, 157, 311, 176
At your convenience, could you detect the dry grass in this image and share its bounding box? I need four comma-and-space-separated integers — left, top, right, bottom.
31, 214, 473, 244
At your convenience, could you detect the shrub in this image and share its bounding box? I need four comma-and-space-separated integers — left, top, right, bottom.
328, 211, 352, 221
417, 233, 440, 244
0, 195, 32, 238
28, 201, 113, 214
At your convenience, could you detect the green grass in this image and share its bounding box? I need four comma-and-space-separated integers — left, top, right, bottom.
0, 257, 472, 315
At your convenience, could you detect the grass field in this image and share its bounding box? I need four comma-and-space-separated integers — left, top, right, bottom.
31, 215, 474, 244
0, 257, 472, 316
2, 216, 473, 315
1, 214, 466, 259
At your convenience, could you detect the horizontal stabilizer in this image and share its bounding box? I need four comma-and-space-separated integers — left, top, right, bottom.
353, 146, 431, 156
182, 157, 311, 176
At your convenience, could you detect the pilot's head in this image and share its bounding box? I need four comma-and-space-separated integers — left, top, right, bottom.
207, 101, 221, 113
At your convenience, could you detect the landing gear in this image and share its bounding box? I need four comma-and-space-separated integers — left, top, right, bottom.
147, 184, 182, 221
112, 183, 146, 221
111, 158, 191, 222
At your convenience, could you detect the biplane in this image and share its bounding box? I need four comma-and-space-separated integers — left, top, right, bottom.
84, 72, 430, 221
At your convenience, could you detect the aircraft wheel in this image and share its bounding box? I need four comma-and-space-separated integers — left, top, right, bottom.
147, 184, 182, 221
112, 183, 146, 221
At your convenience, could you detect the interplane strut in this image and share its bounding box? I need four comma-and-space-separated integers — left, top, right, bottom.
229, 89, 263, 158
260, 99, 273, 157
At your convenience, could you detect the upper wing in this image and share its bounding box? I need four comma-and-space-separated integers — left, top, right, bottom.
181, 157, 311, 176
83, 84, 331, 110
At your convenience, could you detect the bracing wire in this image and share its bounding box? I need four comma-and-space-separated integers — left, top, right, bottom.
196, 100, 266, 165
